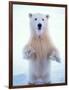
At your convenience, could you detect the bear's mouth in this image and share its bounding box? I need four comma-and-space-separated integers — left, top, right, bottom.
37, 23, 42, 31
38, 27, 41, 30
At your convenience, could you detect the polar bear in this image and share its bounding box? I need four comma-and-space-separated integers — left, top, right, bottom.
23, 13, 60, 84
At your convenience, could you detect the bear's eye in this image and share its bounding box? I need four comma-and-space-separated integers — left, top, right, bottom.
42, 18, 44, 21
35, 18, 37, 20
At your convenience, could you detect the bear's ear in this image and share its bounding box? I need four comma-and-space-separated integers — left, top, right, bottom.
46, 15, 49, 19
29, 13, 32, 18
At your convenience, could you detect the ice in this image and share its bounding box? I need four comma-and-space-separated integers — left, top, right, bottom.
13, 59, 65, 86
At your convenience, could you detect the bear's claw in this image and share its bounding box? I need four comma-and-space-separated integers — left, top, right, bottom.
23, 47, 35, 59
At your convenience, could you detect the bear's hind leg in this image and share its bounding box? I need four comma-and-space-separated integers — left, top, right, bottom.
42, 74, 51, 84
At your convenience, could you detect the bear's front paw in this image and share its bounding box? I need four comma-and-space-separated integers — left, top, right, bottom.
23, 47, 35, 59
49, 50, 61, 63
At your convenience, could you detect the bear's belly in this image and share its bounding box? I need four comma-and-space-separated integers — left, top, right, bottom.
30, 58, 50, 78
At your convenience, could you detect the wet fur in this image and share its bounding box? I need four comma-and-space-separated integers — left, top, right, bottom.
24, 31, 58, 84
26, 31, 55, 60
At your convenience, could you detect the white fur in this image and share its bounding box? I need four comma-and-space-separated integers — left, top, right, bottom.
23, 13, 60, 84
29, 58, 50, 84
29, 13, 48, 37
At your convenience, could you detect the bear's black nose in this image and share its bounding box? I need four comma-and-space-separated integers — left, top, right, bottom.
38, 23, 42, 30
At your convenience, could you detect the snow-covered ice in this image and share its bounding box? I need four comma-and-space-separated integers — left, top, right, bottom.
13, 58, 65, 86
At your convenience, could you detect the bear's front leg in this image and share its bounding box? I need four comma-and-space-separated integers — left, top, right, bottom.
49, 49, 60, 63
23, 46, 36, 59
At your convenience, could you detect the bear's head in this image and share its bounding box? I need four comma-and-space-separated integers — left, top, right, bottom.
29, 13, 49, 37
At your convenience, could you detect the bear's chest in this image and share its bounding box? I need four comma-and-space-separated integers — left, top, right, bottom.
30, 37, 50, 60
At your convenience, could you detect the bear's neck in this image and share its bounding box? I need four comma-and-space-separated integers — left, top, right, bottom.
31, 31, 49, 41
